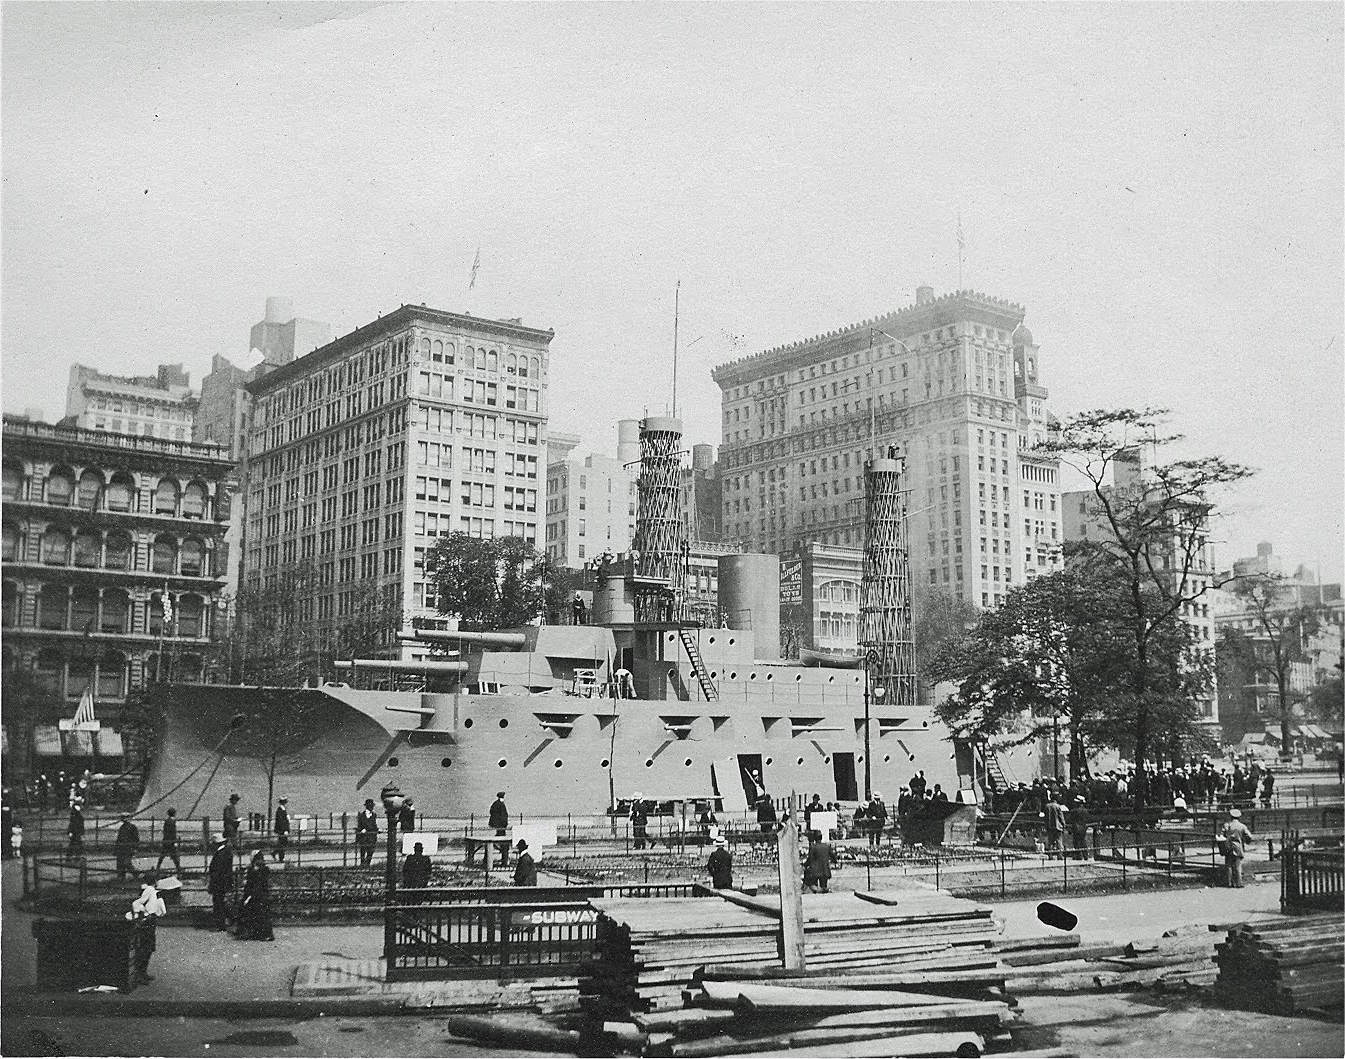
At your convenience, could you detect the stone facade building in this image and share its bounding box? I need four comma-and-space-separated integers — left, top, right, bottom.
1, 416, 235, 759
241, 304, 552, 645
64, 363, 196, 441
711, 287, 1062, 610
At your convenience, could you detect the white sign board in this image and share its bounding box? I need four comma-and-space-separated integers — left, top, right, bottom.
810, 810, 839, 840
402, 831, 440, 855
511, 821, 558, 851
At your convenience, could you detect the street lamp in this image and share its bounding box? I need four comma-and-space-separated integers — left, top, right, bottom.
380, 783, 405, 965
862, 649, 885, 800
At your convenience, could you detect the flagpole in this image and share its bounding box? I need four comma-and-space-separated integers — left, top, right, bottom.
957, 212, 965, 289
671, 281, 680, 419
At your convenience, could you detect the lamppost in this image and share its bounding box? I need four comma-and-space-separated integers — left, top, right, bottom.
380, 783, 405, 965
862, 649, 885, 800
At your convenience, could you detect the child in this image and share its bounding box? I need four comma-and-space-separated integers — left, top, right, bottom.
10, 822, 22, 859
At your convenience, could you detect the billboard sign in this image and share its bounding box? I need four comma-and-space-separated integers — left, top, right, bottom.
780, 558, 803, 606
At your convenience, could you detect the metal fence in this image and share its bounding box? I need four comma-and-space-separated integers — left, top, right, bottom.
385, 881, 707, 981
1280, 831, 1344, 914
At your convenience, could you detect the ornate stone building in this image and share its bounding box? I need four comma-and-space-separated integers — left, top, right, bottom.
1, 416, 235, 757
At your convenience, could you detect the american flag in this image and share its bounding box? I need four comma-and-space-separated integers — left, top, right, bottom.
468, 248, 481, 291
73, 686, 97, 727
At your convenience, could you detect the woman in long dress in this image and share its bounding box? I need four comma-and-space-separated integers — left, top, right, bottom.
237, 850, 275, 941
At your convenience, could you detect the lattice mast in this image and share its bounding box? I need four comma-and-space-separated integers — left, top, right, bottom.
632, 416, 687, 624
859, 446, 916, 706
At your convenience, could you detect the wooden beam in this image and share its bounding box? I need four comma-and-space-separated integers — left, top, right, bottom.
777, 796, 805, 971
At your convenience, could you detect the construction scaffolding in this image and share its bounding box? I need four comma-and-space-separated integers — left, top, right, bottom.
859, 446, 917, 707
632, 416, 687, 625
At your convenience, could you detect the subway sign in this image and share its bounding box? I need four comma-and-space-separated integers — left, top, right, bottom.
510, 907, 598, 927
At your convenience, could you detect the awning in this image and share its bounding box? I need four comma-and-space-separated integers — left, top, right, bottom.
31, 725, 122, 757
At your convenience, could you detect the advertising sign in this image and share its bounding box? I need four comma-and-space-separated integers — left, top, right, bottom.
780, 558, 803, 606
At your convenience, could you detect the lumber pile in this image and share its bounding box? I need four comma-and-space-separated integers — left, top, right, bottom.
582, 889, 1013, 1056
1214, 914, 1345, 1015
986, 928, 1219, 994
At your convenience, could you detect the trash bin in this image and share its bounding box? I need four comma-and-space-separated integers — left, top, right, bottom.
31, 917, 137, 992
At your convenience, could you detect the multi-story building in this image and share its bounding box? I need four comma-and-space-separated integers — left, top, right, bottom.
1, 415, 234, 768
1062, 446, 1220, 725
778, 543, 866, 659
544, 446, 635, 569
710, 287, 1061, 610
64, 363, 197, 442
196, 354, 254, 459
241, 304, 552, 645
679, 443, 723, 544
249, 296, 333, 368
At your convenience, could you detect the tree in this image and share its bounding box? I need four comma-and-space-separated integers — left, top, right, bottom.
1039, 408, 1251, 794
221, 687, 329, 829
1, 662, 53, 786
912, 586, 979, 705
429, 533, 558, 630
929, 567, 1213, 782
1307, 670, 1344, 730
1227, 574, 1321, 759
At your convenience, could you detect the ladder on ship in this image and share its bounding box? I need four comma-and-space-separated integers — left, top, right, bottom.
677, 628, 718, 701
983, 746, 1009, 790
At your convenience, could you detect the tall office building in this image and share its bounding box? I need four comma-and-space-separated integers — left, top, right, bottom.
241, 305, 552, 646
544, 440, 636, 569
711, 287, 1062, 609
249, 296, 333, 367
64, 364, 197, 442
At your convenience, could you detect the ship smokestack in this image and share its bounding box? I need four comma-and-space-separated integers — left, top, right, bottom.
860, 446, 916, 710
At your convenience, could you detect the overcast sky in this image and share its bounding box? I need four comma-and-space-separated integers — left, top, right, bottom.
3, 2, 1341, 579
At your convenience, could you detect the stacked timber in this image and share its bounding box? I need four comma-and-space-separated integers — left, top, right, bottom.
987, 927, 1220, 994
1214, 914, 1345, 1015
582, 889, 1012, 1056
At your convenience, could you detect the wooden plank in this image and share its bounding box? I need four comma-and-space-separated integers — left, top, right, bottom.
777, 807, 805, 971
725, 1030, 986, 1058
700, 979, 1009, 1013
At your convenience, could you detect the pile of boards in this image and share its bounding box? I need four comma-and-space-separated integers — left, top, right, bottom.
581, 888, 1015, 1056
986, 926, 1221, 994
1214, 914, 1345, 1015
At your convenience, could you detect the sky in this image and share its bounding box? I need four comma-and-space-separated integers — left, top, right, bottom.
3, 2, 1341, 580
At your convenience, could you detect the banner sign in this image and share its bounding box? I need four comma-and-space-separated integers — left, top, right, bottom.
510, 907, 598, 927
780, 559, 803, 606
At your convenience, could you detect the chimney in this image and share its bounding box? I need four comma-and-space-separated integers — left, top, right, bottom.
916, 285, 934, 306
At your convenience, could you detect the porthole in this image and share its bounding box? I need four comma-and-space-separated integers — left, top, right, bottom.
729, 671, 738, 680
553, 760, 563, 768
765, 757, 774, 766
796, 756, 805, 766
824, 755, 832, 764
441, 758, 452, 768
667, 633, 677, 643
388, 757, 399, 767
708, 635, 717, 645
684, 757, 693, 767
853, 675, 862, 684
464, 718, 474, 729
749, 672, 758, 681
765, 673, 774, 681
794, 674, 803, 682
827, 675, 835, 683
909, 754, 916, 762
710, 670, 719, 679
857, 755, 864, 764
645, 758, 654, 768
499, 718, 509, 729
883, 755, 891, 763
922, 720, 929, 727
600, 758, 610, 769
728, 637, 736, 645
497, 758, 508, 768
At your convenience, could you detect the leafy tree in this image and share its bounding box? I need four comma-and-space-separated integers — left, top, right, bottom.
1227, 574, 1322, 759
429, 532, 557, 629
929, 566, 1213, 782
1038, 408, 1252, 795
912, 585, 979, 704
1307, 670, 1344, 729
1, 662, 53, 786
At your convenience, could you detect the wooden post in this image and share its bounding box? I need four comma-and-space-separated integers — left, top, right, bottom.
777, 792, 805, 971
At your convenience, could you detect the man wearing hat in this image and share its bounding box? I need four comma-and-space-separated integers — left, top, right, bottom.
1220, 809, 1254, 888
223, 793, 241, 852
356, 798, 379, 867
629, 793, 649, 850
207, 834, 234, 931
1067, 794, 1091, 860
707, 835, 733, 890
273, 797, 290, 864
512, 839, 537, 886
489, 791, 510, 866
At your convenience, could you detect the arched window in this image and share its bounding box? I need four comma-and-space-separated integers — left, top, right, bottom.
152, 535, 177, 575
148, 594, 166, 636
176, 653, 204, 685
45, 468, 75, 506
77, 470, 103, 510
67, 655, 93, 701
506, 353, 518, 375
431, 339, 444, 363
487, 349, 497, 372
106, 473, 135, 512
97, 651, 126, 699
530, 357, 540, 380
182, 481, 207, 519
518, 357, 529, 379
70, 586, 99, 633
73, 529, 101, 568
1, 581, 18, 627
38, 584, 68, 630
101, 589, 129, 634
443, 342, 455, 365
35, 647, 64, 696
40, 526, 71, 565
154, 478, 180, 515
475, 348, 487, 371
2, 460, 24, 502
180, 538, 206, 576
1, 523, 20, 562
177, 594, 204, 637
105, 530, 133, 571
